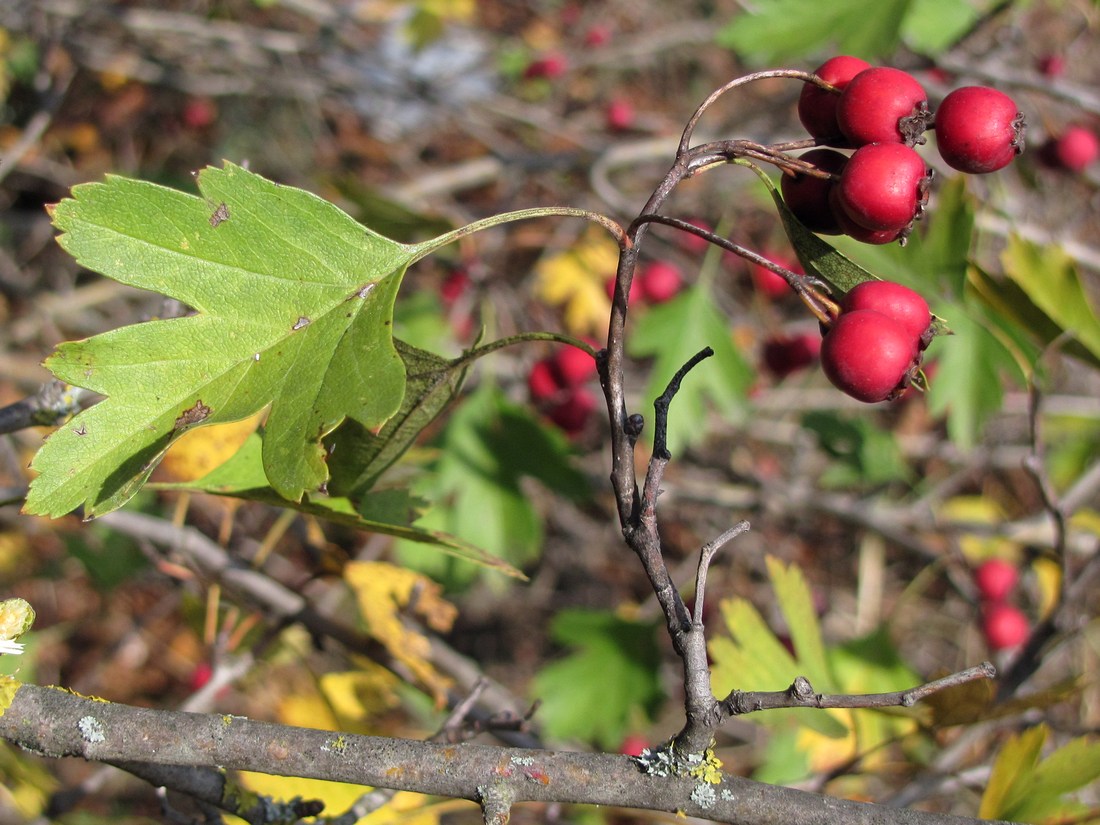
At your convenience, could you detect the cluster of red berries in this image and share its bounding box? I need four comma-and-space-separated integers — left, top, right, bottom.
819, 280, 932, 403
782, 56, 1026, 245
973, 558, 1029, 651
527, 345, 599, 435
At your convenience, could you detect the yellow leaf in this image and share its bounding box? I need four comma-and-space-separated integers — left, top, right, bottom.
236, 771, 441, 825
321, 667, 402, 723
796, 709, 858, 772
535, 227, 617, 337
344, 561, 456, 705
277, 689, 340, 732
1032, 556, 1062, 620
0, 676, 19, 716
159, 412, 264, 482
980, 724, 1047, 820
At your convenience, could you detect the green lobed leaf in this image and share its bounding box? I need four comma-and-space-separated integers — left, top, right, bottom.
801, 411, 912, 488
27, 162, 415, 517
629, 283, 753, 453
1010, 735, 1100, 822
326, 340, 473, 498
154, 431, 523, 577
532, 609, 664, 750
766, 557, 834, 693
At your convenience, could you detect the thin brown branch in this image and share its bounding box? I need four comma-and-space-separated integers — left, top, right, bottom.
721, 663, 996, 717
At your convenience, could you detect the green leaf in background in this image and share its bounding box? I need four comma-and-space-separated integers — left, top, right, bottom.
710, 557, 922, 783
716, 0, 912, 64
901, 0, 984, 55
709, 557, 847, 740
981, 725, 1100, 823
801, 411, 912, 488
395, 384, 588, 587
629, 283, 753, 453
27, 162, 414, 517
154, 431, 523, 577
532, 609, 663, 750
926, 305, 1022, 449
999, 235, 1100, 362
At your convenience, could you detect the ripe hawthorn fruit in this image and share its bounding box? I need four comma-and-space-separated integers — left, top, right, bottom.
820, 309, 919, 402
982, 603, 1029, 650
606, 97, 636, 131
1052, 125, 1100, 172
553, 345, 597, 386
797, 55, 872, 145
750, 254, 802, 299
837, 67, 929, 146
841, 280, 931, 345
527, 359, 561, 402
547, 386, 597, 435
835, 143, 930, 232
974, 558, 1019, 603
934, 86, 1025, 173
762, 332, 821, 378
780, 148, 848, 235
638, 260, 684, 303
524, 52, 568, 80
828, 190, 905, 244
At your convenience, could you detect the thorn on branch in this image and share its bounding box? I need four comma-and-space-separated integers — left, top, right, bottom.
653, 347, 714, 461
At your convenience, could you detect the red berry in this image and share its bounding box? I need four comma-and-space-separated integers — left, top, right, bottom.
606, 98, 636, 131
638, 260, 684, 303
762, 333, 821, 378
841, 281, 931, 345
619, 735, 649, 757
547, 386, 597, 434
780, 148, 848, 234
441, 268, 471, 304
553, 345, 596, 387
584, 24, 612, 47
678, 218, 714, 254
820, 310, 919, 402
828, 191, 906, 244
837, 67, 929, 146
974, 558, 1019, 603
982, 604, 1029, 650
524, 52, 568, 80
528, 359, 562, 402
606, 273, 642, 304
934, 86, 1025, 173
1037, 54, 1066, 78
188, 661, 213, 691
751, 263, 793, 299
182, 98, 217, 130
835, 143, 931, 232
1053, 126, 1100, 172
798, 56, 872, 145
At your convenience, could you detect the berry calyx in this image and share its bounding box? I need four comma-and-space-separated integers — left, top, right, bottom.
638, 260, 684, 303
982, 603, 1029, 650
835, 143, 931, 232
974, 558, 1019, 603
798, 55, 872, 146
841, 281, 931, 346
780, 148, 848, 235
934, 86, 1026, 173
820, 309, 920, 402
837, 67, 929, 146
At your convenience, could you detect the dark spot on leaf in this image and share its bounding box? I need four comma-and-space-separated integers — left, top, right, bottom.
73, 423, 87, 436
174, 400, 212, 430
209, 202, 230, 227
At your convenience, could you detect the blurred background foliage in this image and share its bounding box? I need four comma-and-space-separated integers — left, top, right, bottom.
0, 0, 1098, 822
